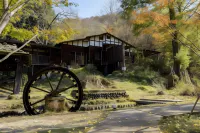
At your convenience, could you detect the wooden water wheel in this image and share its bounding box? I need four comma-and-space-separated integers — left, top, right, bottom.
23, 66, 83, 115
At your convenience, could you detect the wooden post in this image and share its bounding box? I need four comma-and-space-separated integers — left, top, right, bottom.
13, 60, 23, 94
88, 39, 91, 63
75, 52, 77, 64
121, 43, 126, 71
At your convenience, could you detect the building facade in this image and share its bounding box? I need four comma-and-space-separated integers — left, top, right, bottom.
57, 33, 135, 75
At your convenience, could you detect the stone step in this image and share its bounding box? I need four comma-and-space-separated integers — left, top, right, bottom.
80, 102, 136, 111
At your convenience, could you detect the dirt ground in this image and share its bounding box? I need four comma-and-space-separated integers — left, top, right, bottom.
0, 111, 108, 133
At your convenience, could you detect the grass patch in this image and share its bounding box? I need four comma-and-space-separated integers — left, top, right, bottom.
71, 66, 114, 90
109, 66, 166, 86
159, 113, 200, 133
166, 82, 196, 96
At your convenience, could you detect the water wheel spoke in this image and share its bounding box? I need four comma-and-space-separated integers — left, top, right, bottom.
56, 73, 65, 91
56, 84, 77, 94
30, 98, 45, 106
66, 98, 77, 102
31, 86, 50, 93
45, 73, 54, 91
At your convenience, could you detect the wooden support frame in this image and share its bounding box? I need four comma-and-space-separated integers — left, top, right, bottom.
121, 42, 126, 71
190, 94, 200, 117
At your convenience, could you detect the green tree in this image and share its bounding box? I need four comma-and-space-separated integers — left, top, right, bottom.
120, 0, 200, 78
0, 0, 72, 35
0, 0, 76, 44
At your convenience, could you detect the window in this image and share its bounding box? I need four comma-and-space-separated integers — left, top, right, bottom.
107, 35, 111, 39
99, 35, 104, 40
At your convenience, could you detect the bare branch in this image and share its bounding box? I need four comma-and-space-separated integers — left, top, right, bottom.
186, 3, 200, 21
195, 11, 200, 15
10, 0, 24, 9
8, 0, 14, 9
183, 0, 192, 11
3, 0, 9, 10
10, 1, 27, 16
183, 0, 198, 12
0, 10, 9, 24
47, 13, 61, 29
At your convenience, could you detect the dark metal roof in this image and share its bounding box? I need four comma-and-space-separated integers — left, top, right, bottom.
58, 32, 136, 48
0, 39, 59, 49
57, 33, 160, 54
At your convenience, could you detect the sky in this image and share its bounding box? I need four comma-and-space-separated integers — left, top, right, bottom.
54, 0, 120, 18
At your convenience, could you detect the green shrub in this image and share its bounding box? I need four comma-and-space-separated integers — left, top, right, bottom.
159, 114, 200, 133
180, 88, 195, 96
85, 64, 98, 73
173, 81, 196, 96
70, 61, 80, 69
110, 66, 163, 85
116, 98, 127, 103
175, 47, 191, 71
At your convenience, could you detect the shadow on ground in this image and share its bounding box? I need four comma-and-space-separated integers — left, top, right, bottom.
0, 111, 26, 118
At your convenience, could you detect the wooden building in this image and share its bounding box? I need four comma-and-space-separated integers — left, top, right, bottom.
57, 33, 159, 75
0, 33, 159, 94
0, 39, 61, 94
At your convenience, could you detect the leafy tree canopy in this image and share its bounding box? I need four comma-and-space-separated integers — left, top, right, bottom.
0, 0, 77, 44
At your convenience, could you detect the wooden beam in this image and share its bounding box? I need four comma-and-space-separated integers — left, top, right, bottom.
88, 39, 90, 63
94, 36, 96, 47
121, 43, 126, 71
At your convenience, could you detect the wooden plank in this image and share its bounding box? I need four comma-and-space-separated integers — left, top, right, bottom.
135, 100, 166, 105
140, 99, 183, 102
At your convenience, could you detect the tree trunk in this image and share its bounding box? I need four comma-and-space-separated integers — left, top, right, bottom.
169, 6, 181, 78
0, 13, 12, 34
172, 30, 181, 77
3, 0, 9, 10
0, 2, 25, 35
